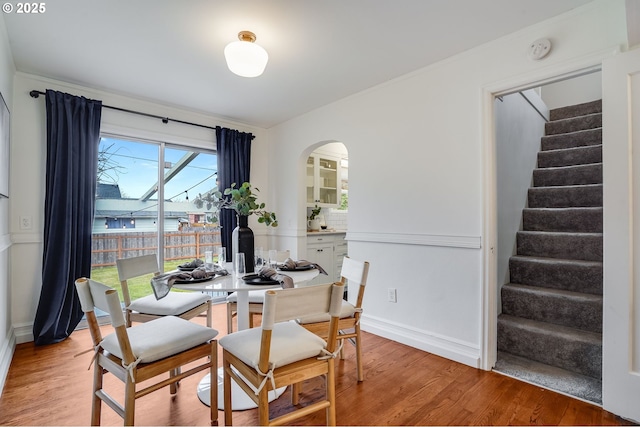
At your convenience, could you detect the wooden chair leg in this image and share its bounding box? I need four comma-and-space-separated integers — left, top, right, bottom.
226, 304, 234, 334
223, 354, 233, 426
355, 325, 364, 382
210, 342, 218, 426
327, 359, 336, 426
91, 361, 103, 426
258, 387, 270, 426
206, 300, 212, 328
291, 382, 301, 405
170, 368, 179, 394
124, 378, 136, 426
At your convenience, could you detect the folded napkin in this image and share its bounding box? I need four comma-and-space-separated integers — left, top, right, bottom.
150, 266, 228, 300
281, 258, 328, 276
254, 267, 294, 289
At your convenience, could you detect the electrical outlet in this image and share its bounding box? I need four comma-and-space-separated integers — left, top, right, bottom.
20, 216, 32, 230
387, 287, 397, 303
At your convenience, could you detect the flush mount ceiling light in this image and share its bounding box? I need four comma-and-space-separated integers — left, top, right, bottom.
224, 31, 269, 78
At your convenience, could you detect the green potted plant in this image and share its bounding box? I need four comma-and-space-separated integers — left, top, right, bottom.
198, 182, 277, 273
308, 204, 321, 231
222, 182, 278, 227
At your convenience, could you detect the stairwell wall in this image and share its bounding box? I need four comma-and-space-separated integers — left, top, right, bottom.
495, 91, 548, 295
267, 0, 627, 369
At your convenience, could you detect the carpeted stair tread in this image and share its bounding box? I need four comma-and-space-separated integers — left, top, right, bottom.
533, 163, 602, 187
517, 231, 602, 261
545, 112, 602, 136
549, 99, 602, 121
509, 255, 602, 295
528, 184, 602, 208
523, 207, 602, 233
541, 128, 601, 151
501, 283, 602, 332
497, 314, 602, 379
537, 144, 602, 168
494, 351, 602, 404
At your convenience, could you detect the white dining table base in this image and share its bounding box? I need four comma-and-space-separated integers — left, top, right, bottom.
197, 367, 287, 409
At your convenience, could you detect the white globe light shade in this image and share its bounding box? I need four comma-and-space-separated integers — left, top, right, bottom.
224, 39, 269, 78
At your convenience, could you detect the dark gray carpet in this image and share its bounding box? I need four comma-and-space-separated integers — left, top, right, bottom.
494, 351, 602, 404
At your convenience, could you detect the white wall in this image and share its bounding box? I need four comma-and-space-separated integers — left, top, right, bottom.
9, 72, 270, 343
541, 70, 602, 110
495, 90, 548, 288
267, 0, 627, 369
0, 12, 16, 394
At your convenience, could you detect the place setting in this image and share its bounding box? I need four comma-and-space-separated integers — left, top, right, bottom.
240, 248, 328, 288
150, 249, 229, 299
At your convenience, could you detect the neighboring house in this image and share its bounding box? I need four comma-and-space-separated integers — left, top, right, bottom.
94, 183, 215, 233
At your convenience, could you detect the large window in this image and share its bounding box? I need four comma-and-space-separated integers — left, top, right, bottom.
90, 135, 221, 302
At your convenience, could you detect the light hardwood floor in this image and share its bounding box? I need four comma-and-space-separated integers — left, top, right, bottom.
0, 302, 633, 426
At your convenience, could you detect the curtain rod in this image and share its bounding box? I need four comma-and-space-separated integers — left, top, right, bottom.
29, 89, 242, 135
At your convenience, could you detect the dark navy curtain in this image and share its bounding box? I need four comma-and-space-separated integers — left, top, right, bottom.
216, 126, 253, 261
33, 90, 102, 345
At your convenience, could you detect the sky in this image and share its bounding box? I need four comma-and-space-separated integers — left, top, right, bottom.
99, 136, 218, 202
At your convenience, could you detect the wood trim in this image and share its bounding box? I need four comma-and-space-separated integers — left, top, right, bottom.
346, 231, 481, 249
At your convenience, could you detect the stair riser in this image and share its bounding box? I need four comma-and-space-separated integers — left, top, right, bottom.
497, 317, 602, 379
523, 208, 602, 233
501, 285, 602, 333
541, 128, 601, 151
549, 100, 602, 121
517, 232, 602, 261
545, 113, 602, 136
537, 145, 602, 168
528, 185, 602, 208
509, 257, 602, 295
533, 164, 602, 187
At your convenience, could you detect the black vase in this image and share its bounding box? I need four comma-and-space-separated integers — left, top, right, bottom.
232, 215, 254, 273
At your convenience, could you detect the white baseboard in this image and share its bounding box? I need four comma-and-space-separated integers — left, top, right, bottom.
0, 327, 16, 396
13, 322, 33, 344
361, 314, 481, 369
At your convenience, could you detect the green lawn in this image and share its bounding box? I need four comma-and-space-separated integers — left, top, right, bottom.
90, 260, 185, 302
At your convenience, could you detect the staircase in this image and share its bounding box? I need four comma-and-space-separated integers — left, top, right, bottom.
495, 99, 603, 404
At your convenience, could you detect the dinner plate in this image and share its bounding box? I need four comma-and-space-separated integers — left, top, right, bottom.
278, 265, 315, 271
174, 276, 213, 284
242, 274, 280, 285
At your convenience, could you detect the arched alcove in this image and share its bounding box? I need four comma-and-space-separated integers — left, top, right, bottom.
298, 141, 349, 283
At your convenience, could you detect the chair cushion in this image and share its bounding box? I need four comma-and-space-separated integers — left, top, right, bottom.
101, 316, 218, 363
128, 291, 210, 316
219, 321, 325, 369
297, 301, 357, 324
226, 290, 267, 304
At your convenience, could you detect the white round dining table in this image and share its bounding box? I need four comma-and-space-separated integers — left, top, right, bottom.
174, 263, 320, 410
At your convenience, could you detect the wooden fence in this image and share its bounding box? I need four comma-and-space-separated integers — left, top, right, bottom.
91, 230, 222, 267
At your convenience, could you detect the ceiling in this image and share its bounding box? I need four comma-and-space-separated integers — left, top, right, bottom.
3, 0, 595, 128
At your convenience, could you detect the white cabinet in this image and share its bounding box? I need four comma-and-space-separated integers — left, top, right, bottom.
306, 233, 347, 288
306, 154, 341, 208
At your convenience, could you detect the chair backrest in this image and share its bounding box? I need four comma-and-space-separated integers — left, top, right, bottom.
116, 254, 159, 305
262, 282, 344, 330
340, 257, 370, 309
76, 277, 139, 367
76, 277, 127, 326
